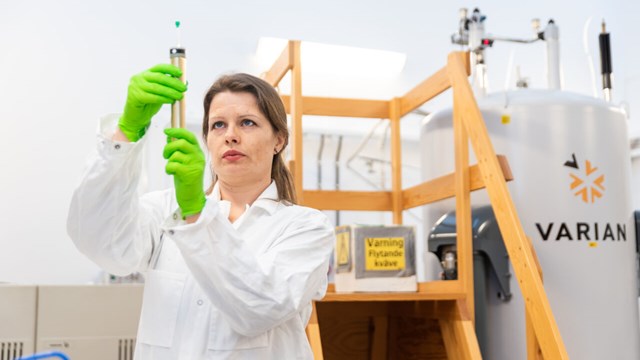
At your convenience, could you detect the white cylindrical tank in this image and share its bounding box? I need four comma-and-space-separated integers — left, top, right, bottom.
421, 89, 639, 359
630, 139, 640, 210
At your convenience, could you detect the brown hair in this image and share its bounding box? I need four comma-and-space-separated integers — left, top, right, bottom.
202, 73, 297, 204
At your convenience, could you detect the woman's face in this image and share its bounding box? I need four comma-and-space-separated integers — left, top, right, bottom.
207, 91, 284, 188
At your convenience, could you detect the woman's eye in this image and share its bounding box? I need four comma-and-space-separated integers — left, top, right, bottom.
241, 119, 256, 127
211, 121, 225, 130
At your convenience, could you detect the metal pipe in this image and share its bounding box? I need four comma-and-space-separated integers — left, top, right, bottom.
345, 120, 386, 190
599, 20, 613, 102
442, 249, 457, 280
468, 8, 488, 97
335, 135, 343, 226
544, 20, 561, 90
483, 35, 539, 44
317, 134, 325, 190
451, 9, 570, 93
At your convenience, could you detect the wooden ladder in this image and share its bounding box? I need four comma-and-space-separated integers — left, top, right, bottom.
262, 41, 567, 360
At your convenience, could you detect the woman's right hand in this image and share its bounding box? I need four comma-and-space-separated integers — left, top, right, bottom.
118, 64, 187, 142
163, 127, 206, 219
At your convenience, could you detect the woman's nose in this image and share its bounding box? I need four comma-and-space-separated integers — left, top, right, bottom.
224, 125, 239, 144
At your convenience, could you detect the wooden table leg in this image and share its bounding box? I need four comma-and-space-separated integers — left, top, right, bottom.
439, 300, 482, 360
306, 301, 324, 359
370, 316, 389, 360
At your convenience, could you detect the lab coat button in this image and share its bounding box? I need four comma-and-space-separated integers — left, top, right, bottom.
168, 230, 175, 235
173, 213, 178, 220
197, 299, 203, 306
114, 144, 121, 150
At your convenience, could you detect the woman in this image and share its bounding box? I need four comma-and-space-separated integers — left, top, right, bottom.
67, 64, 335, 359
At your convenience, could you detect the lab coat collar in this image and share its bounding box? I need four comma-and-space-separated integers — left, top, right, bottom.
209, 181, 280, 215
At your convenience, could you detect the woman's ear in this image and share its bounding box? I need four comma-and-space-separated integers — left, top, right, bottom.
274, 134, 285, 154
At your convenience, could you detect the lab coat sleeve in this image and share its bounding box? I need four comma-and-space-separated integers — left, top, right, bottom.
67, 114, 168, 276
167, 202, 335, 337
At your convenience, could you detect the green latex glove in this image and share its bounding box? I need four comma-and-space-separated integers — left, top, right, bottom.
119, 64, 186, 142
163, 128, 206, 217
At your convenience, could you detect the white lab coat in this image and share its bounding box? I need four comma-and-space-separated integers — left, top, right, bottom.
67, 115, 335, 359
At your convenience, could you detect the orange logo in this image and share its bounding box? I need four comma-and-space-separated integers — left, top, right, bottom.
564, 154, 605, 204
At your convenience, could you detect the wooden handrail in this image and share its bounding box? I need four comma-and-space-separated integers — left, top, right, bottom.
526, 236, 545, 360
262, 41, 293, 87
402, 155, 512, 210
453, 86, 475, 324
289, 41, 303, 202
447, 51, 568, 359
389, 98, 403, 224
301, 190, 392, 211
399, 66, 455, 117
302, 156, 513, 212
302, 156, 512, 211
280, 95, 389, 118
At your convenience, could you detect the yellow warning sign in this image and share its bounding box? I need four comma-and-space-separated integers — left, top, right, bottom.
365, 237, 406, 271
336, 231, 350, 266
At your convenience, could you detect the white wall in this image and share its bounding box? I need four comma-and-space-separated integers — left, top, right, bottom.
1, 0, 638, 284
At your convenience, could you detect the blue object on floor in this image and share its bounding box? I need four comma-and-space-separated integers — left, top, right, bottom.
16, 351, 70, 360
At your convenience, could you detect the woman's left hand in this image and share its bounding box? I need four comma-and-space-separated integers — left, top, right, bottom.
163, 128, 207, 218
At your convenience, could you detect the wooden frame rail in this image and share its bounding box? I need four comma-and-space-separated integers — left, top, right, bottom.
262, 40, 568, 360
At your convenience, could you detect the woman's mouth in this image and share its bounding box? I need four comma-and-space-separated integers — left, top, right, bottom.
223, 149, 246, 162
